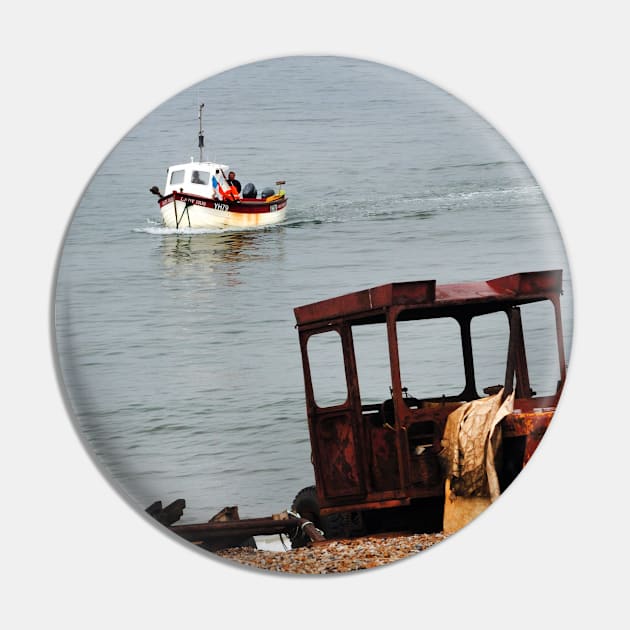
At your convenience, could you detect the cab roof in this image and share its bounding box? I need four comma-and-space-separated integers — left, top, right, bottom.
167, 161, 229, 172
294, 270, 563, 328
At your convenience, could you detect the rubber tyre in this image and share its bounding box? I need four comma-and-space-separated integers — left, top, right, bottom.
289, 486, 366, 546
290, 485, 320, 548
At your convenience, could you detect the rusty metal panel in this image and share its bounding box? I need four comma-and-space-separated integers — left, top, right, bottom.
313, 412, 364, 498
522, 422, 551, 464
368, 425, 399, 490
502, 410, 554, 438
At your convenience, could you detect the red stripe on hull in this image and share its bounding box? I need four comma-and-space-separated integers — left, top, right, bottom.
158, 191, 287, 215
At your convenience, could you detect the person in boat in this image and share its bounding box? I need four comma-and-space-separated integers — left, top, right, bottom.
212, 169, 240, 201
227, 171, 241, 195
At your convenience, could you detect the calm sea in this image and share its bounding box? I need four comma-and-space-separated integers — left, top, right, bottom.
54, 56, 572, 524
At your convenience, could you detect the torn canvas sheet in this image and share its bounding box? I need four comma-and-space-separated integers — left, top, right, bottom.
439, 389, 515, 501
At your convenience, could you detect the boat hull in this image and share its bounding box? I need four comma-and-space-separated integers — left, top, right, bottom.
159, 191, 287, 229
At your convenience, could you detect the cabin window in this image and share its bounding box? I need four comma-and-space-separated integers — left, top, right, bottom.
519, 301, 560, 397
169, 170, 185, 185
307, 330, 348, 408
470, 312, 510, 396
396, 316, 465, 399
191, 170, 210, 185
351, 324, 392, 405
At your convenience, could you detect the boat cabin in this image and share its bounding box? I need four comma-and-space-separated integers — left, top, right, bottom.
294, 270, 567, 528
164, 161, 229, 197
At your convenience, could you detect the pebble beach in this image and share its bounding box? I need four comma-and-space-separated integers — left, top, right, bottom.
216, 532, 448, 574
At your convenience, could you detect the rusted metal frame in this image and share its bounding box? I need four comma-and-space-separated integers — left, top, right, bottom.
456, 313, 479, 400
503, 308, 518, 398
550, 294, 567, 388
293, 271, 564, 328
297, 327, 327, 500
511, 307, 533, 398
337, 320, 368, 498
297, 328, 318, 410
298, 308, 403, 505
298, 323, 367, 503
504, 306, 534, 399
341, 320, 372, 499
387, 306, 412, 492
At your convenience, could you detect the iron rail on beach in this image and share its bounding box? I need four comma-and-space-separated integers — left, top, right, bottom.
146, 500, 324, 552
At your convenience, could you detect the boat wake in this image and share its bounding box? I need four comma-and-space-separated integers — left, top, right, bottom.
284, 184, 541, 229
134, 221, 283, 236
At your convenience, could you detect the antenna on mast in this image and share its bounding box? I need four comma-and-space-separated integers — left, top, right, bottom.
198, 103, 205, 162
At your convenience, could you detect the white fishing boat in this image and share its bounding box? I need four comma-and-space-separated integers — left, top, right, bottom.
150, 104, 287, 229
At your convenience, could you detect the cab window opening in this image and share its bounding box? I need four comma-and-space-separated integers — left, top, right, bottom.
191, 170, 210, 185
169, 169, 185, 185
470, 311, 510, 397
396, 316, 465, 400
518, 300, 561, 397
306, 330, 348, 408
351, 323, 392, 406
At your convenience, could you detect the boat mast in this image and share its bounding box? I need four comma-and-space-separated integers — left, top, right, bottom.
198, 103, 205, 162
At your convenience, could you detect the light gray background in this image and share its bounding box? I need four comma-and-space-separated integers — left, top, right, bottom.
3, 2, 626, 629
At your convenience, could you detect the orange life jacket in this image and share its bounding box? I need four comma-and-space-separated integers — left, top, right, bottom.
220, 185, 239, 201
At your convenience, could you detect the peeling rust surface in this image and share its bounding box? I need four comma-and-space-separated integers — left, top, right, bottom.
314, 415, 362, 497
503, 410, 554, 438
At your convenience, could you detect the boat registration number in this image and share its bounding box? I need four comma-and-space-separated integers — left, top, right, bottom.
213, 202, 230, 212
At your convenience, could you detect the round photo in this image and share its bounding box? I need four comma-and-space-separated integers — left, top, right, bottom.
54, 55, 573, 574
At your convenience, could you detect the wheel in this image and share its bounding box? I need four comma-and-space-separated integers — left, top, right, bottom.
289, 485, 320, 548
289, 486, 366, 547
291, 485, 319, 521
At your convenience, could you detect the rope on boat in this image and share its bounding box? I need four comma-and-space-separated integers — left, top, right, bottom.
174, 198, 180, 228
174, 196, 192, 229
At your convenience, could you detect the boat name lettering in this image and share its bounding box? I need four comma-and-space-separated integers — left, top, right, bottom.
183, 197, 206, 207
214, 202, 230, 212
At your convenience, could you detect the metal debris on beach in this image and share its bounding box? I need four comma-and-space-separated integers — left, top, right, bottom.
216, 532, 447, 574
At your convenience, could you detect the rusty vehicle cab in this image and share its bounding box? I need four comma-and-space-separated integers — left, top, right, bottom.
290, 270, 567, 543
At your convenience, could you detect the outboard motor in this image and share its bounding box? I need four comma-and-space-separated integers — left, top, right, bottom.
242, 182, 257, 199
261, 187, 275, 199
